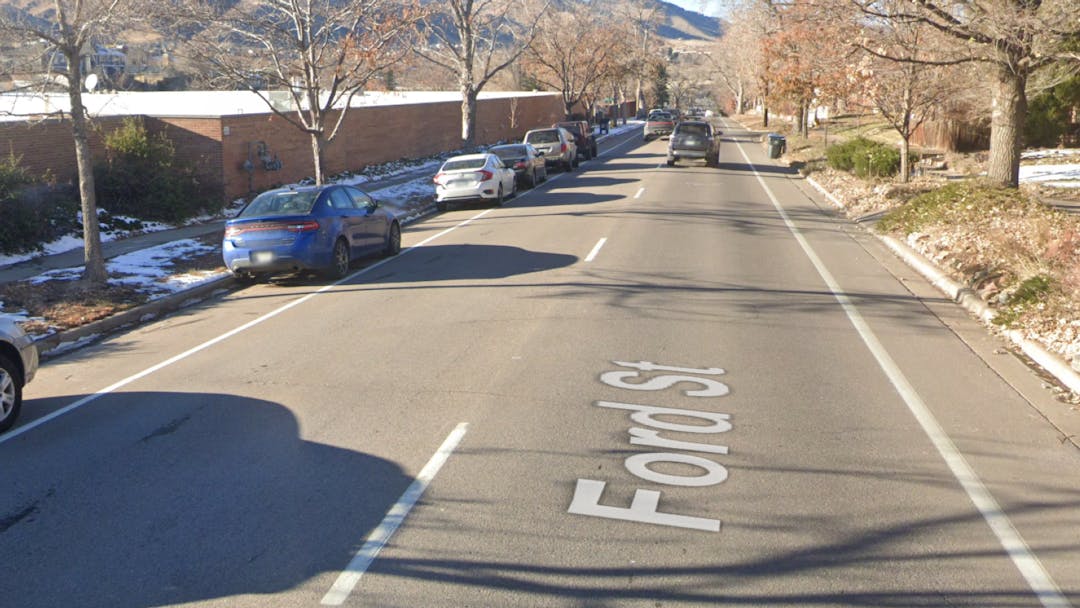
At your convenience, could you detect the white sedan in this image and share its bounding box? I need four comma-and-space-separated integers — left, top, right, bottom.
433, 153, 517, 211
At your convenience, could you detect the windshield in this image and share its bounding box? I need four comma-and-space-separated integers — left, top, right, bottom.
649, 113, 672, 122
525, 130, 559, 144
239, 190, 318, 217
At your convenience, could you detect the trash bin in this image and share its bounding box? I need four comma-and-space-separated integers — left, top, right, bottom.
766, 134, 786, 159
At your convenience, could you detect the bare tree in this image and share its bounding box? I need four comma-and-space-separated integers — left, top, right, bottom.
856, 15, 965, 182
524, 0, 631, 118
0, 0, 145, 286
177, 0, 421, 185
414, 0, 547, 146
616, 0, 665, 115
854, 0, 1080, 188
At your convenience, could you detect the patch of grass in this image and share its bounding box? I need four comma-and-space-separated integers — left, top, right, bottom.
993, 275, 1055, 326
876, 181, 1034, 234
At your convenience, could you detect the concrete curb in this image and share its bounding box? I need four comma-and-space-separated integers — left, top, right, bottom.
29, 206, 445, 359
806, 175, 1080, 395
34, 274, 236, 358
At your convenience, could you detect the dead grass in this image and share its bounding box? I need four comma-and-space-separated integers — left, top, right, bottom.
0, 233, 226, 336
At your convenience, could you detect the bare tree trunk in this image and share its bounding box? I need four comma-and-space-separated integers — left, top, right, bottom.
310, 131, 325, 185
68, 61, 107, 285
899, 137, 910, 184
988, 65, 1026, 188
461, 87, 478, 145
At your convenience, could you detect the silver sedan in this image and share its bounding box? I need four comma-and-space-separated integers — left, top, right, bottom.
0, 315, 38, 433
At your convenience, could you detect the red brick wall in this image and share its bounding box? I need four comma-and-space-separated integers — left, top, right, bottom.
0, 93, 564, 205
220, 94, 564, 201
0, 116, 126, 184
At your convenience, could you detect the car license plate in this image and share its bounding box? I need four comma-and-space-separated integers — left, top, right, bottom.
252, 251, 274, 264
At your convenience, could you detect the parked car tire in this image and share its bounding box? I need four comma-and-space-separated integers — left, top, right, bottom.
233, 270, 263, 284
563, 158, 573, 172
326, 238, 350, 279
0, 353, 23, 434
494, 185, 504, 207
572, 155, 580, 168
667, 159, 676, 166
436, 200, 447, 212
384, 222, 401, 257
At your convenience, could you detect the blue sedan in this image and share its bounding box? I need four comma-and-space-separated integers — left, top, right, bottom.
222, 184, 401, 282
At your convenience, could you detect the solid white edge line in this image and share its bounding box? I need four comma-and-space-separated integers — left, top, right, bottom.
585, 237, 607, 263
733, 141, 1071, 608
1, 210, 494, 446
321, 422, 469, 606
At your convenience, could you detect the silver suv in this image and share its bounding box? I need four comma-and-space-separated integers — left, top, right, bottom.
1, 316, 38, 433
524, 127, 577, 172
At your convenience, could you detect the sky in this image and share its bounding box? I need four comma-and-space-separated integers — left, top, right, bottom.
667, 0, 727, 18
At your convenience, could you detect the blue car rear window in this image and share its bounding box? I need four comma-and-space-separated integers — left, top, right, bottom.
240, 191, 319, 217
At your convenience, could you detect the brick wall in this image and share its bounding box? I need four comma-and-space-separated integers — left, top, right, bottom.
0, 116, 126, 184
0, 92, 564, 205
220, 93, 564, 201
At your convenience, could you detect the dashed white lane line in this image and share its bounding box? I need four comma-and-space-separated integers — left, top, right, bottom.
0, 211, 494, 445
585, 238, 608, 263
634, 187, 645, 199
321, 422, 469, 605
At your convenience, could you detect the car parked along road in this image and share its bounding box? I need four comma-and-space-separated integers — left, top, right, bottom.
0, 315, 38, 433
524, 127, 578, 172
222, 184, 401, 282
434, 153, 517, 211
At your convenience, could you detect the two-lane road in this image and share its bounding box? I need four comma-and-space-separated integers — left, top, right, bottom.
2, 120, 1079, 607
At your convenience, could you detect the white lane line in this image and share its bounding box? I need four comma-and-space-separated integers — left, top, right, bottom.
321, 422, 469, 606
585, 238, 608, 263
634, 187, 645, 199
1, 211, 494, 445
733, 143, 1071, 608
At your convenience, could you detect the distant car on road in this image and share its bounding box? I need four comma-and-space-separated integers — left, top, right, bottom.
489, 143, 548, 189
643, 111, 674, 140
667, 120, 720, 167
434, 153, 517, 211
222, 184, 401, 282
0, 315, 38, 433
524, 127, 578, 172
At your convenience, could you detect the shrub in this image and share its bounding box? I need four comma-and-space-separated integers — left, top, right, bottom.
95, 117, 209, 223
0, 155, 79, 255
826, 136, 914, 178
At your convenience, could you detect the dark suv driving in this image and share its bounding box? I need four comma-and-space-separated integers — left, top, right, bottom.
666, 120, 720, 167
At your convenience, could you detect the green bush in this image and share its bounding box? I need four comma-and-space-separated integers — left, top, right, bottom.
95, 117, 209, 223
0, 155, 79, 255
826, 136, 914, 178
1025, 76, 1080, 148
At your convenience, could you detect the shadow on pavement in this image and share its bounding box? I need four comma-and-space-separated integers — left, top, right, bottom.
0, 391, 410, 608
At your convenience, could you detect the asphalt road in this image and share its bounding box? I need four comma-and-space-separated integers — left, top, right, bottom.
3, 121, 1080, 607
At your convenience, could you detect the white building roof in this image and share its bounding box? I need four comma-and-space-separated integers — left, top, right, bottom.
0, 90, 557, 121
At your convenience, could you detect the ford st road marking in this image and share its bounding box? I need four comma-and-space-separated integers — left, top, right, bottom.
568, 360, 733, 532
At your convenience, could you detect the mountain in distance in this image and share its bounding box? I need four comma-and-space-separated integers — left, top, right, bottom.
654, 0, 724, 41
